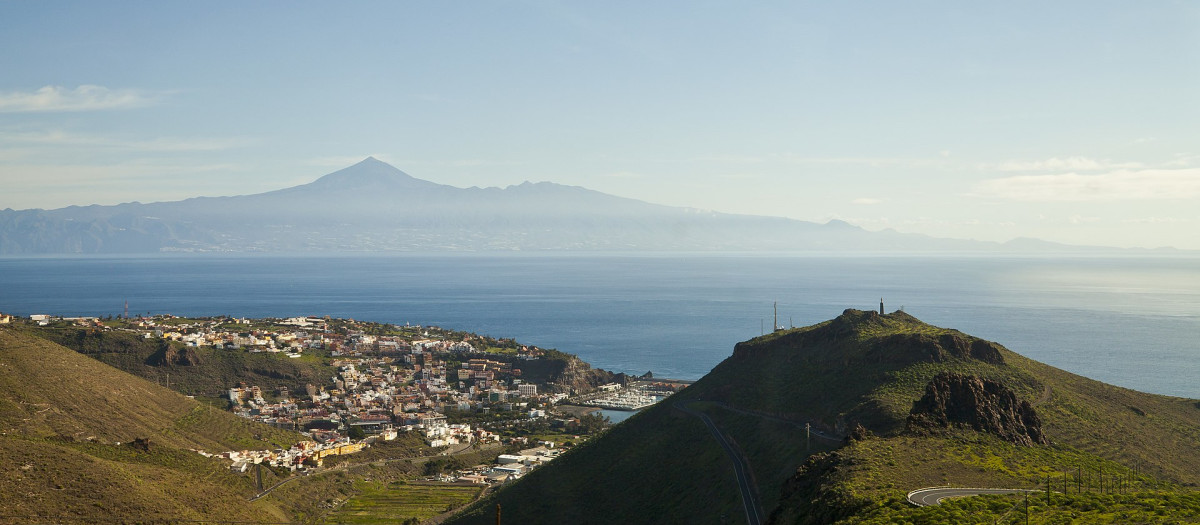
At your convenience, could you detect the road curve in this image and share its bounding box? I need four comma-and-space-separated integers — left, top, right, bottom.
907, 487, 1037, 506
676, 401, 763, 525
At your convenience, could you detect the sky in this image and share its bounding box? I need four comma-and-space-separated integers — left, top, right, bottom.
1, 2, 1198, 249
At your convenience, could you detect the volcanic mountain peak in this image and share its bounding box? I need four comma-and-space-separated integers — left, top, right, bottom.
303, 156, 436, 191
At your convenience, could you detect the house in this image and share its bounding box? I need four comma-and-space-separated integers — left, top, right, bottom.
496, 454, 523, 465
457, 474, 488, 484
486, 466, 523, 483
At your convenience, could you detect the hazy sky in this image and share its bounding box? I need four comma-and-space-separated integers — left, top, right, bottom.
2, 2, 1198, 249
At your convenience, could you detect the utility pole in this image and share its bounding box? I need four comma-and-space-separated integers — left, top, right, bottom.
1025, 491, 1029, 525
805, 423, 811, 451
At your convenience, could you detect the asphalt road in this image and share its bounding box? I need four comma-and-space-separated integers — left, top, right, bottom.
907, 487, 1037, 506
676, 401, 763, 525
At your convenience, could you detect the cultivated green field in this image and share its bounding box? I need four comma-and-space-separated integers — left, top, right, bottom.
325, 481, 483, 524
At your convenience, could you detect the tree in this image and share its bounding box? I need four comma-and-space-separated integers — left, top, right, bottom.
577, 412, 611, 434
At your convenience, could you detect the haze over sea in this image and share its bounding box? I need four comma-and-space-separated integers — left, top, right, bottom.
1, 254, 1197, 399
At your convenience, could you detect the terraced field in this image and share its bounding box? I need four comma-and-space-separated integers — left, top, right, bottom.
326, 481, 483, 524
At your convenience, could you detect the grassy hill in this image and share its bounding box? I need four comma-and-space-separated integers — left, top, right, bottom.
0, 326, 305, 522
447, 309, 1200, 524
25, 323, 617, 407
26, 325, 338, 405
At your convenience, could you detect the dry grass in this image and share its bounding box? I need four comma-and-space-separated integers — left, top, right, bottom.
0, 326, 304, 522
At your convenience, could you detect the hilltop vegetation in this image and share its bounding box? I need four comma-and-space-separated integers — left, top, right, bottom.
447, 309, 1200, 524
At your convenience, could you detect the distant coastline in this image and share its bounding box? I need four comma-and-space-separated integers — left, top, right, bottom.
0, 255, 1196, 399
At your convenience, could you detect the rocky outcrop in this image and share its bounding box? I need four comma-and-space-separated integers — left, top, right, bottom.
768, 450, 871, 525
144, 342, 202, 367
544, 355, 621, 394
873, 333, 1005, 365
906, 372, 1047, 446
844, 423, 873, 444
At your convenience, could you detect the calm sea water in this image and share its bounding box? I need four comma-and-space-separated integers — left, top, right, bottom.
1, 254, 1197, 398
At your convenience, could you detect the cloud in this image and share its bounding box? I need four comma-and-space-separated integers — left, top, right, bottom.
0, 161, 243, 209
973, 168, 1200, 202
603, 171, 643, 179
1122, 216, 1189, 224
852, 197, 881, 205
0, 85, 161, 112
0, 130, 248, 152
1164, 154, 1197, 168
695, 153, 950, 168
695, 154, 767, 164
989, 156, 1143, 172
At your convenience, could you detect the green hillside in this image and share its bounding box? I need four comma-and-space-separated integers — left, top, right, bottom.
26, 323, 616, 407
0, 326, 304, 523
27, 325, 338, 405
447, 309, 1200, 524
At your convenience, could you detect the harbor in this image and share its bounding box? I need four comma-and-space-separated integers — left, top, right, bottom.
585, 390, 658, 411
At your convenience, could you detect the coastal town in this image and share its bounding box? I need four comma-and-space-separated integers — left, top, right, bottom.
10, 311, 687, 485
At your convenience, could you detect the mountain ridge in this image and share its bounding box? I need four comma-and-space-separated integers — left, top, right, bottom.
446, 308, 1200, 524
0, 158, 1173, 254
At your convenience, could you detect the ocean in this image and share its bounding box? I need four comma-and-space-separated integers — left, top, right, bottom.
1, 253, 1197, 399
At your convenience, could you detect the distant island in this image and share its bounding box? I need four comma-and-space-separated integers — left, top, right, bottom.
0, 157, 1175, 255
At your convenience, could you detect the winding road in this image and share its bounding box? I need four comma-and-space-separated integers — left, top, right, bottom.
676, 401, 764, 525
907, 487, 1037, 506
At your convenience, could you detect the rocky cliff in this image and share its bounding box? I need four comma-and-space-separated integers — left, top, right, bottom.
906, 372, 1048, 446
